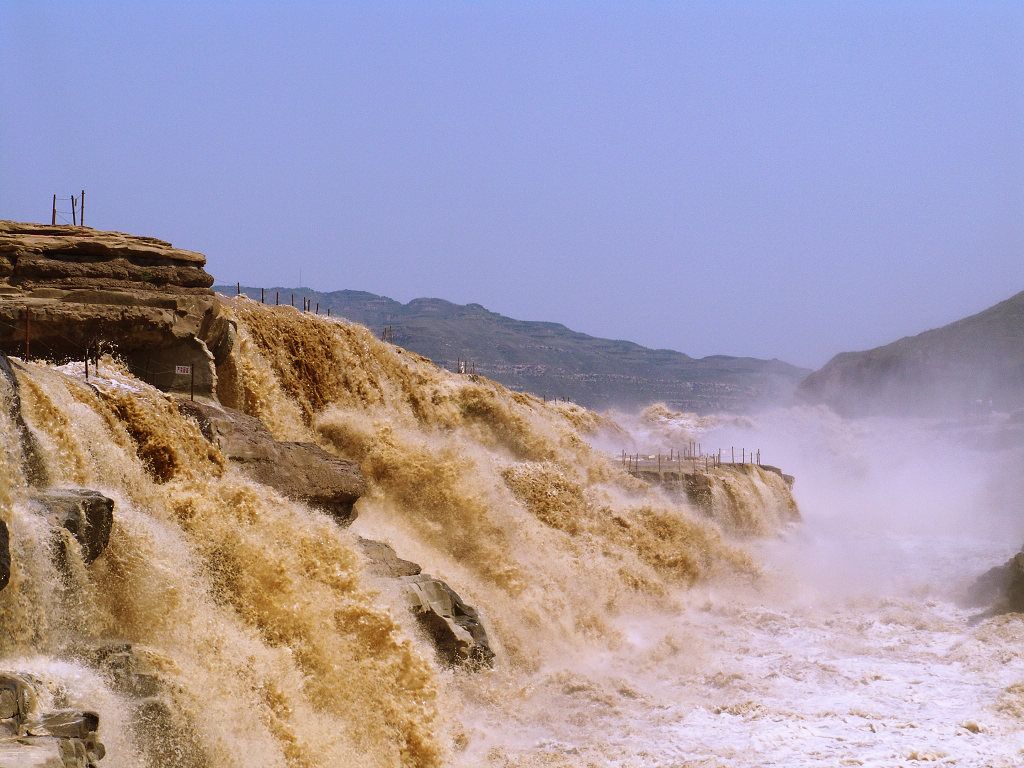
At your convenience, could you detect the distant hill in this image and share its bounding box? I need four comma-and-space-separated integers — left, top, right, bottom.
216, 286, 809, 413
799, 290, 1024, 416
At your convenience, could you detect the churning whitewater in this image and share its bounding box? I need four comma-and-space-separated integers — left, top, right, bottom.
2, 295, 1023, 767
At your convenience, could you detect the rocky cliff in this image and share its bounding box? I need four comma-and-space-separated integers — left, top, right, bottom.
0, 221, 228, 395
799, 290, 1024, 417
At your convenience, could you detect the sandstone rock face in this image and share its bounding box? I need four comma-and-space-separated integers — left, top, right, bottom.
178, 399, 365, 524
358, 539, 494, 668
0, 222, 212, 293
0, 672, 105, 767
0, 221, 223, 396
31, 488, 114, 566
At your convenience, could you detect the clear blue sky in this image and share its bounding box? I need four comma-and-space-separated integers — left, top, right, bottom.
2, 2, 1021, 368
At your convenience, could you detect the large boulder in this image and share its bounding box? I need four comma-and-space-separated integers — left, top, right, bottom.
0, 672, 105, 767
177, 399, 365, 524
358, 538, 494, 668
31, 488, 114, 566
403, 574, 494, 668
0, 221, 224, 396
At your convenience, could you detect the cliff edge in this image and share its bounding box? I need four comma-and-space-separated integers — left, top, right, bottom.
0, 221, 230, 394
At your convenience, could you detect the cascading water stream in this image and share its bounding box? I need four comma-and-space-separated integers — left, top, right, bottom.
4, 295, 1018, 767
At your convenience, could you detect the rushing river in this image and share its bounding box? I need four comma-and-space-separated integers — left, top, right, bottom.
448, 408, 1024, 767
2, 296, 1022, 767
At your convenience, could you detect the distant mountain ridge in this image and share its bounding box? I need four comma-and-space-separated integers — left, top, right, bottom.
799, 290, 1024, 416
216, 286, 809, 413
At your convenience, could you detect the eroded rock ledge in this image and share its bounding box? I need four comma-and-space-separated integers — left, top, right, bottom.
177, 398, 366, 525
0, 221, 227, 395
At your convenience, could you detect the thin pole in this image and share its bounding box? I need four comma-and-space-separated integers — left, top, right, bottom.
81, 189, 85, 226
291, 293, 294, 307
327, 308, 330, 317
71, 196, 77, 226
51, 194, 56, 225
261, 288, 265, 303
276, 291, 279, 306
316, 302, 319, 315
237, 282, 240, 296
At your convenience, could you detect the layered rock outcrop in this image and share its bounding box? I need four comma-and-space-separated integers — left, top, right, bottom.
178, 399, 365, 525
0, 221, 226, 395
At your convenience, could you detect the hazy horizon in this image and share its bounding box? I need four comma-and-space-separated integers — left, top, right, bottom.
3, 2, 1022, 369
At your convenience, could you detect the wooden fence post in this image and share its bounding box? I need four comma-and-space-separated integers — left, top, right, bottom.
71, 196, 77, 226
51, 195, 56, 225
81, 189, 85, 226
